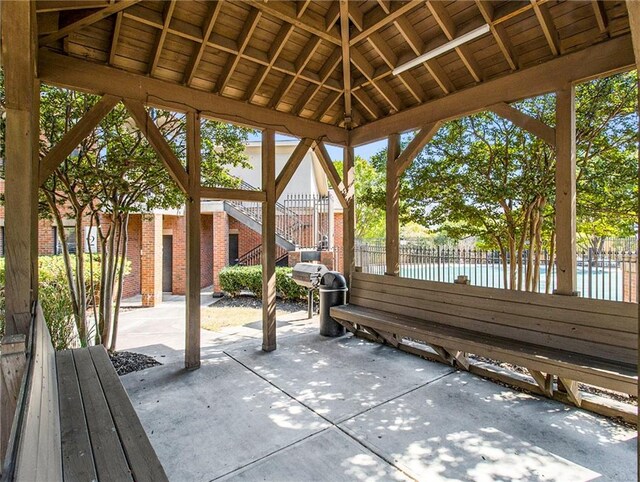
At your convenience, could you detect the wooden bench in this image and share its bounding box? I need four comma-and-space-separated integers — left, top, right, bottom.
2, 303, 167, 481
331, 272, 638, 419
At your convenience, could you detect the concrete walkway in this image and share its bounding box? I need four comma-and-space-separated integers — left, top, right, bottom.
116, 295, 637, 481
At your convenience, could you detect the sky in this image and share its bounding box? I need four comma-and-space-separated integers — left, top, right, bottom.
246, 132, 386, 162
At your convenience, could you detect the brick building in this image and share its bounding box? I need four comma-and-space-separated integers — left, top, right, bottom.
1, 141, 343, 306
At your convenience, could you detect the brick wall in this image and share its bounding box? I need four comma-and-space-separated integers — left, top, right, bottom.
622, 256, 637, 303
212, 211, 229, 293
231, 218, 261, 258
140, 213, 162, 306
201, 214, 213, 288
122, 214, 141, 299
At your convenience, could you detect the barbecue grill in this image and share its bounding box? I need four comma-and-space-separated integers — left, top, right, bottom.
291, 262, 328, 317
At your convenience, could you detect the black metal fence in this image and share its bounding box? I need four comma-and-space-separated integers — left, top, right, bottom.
355, 239, 638, 303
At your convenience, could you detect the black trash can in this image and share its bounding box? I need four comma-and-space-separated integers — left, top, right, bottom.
319, 271, 348, 337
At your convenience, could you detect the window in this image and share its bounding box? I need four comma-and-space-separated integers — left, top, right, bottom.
54, 226, 77, 255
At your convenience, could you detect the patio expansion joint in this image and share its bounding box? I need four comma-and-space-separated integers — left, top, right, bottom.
222, 349, 457, 481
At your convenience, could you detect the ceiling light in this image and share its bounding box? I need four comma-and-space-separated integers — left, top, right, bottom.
393, 24, 491, 76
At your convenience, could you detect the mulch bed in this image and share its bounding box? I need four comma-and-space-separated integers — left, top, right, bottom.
210, 295, 308, 313
109, 351, 162, 376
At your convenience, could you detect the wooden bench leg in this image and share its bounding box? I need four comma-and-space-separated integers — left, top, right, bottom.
558, 377, 582, 407
529, 369, 554, 397
366, 327, 399, 348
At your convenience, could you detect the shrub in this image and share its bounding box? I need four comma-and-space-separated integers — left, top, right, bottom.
0, 255, 104, 350
219, 266, 307, 301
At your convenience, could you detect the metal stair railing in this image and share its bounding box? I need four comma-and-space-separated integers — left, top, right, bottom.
224, 180, 306, 245
235, 244, 289, 266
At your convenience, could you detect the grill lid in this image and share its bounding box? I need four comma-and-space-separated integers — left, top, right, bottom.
291, 262, 328, 288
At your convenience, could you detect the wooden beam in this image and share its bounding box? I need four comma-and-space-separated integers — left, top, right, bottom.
2, 0, 39, 334
275, 138, 314, 199
313, 141, 347, 208
531, 0, 560, 56
216, 8, 261, 94
185, 111, 201, 370
348, 2, 364, 31
395, 122, 441, 175
628, 1, 640, 67
297, 0, 312, 18
148, 0, 176, 76
325, 1, 340, 31
262, 129, 277, 352
121, 99, 189, 193
350, 49, 402, 112
183, 1, 223, 87
350, 35, 634, 145
591, 1, 608, 34
312, 91, 342, 122
558, 378, 582, 406
475, 0, 518, 70
123, 6, 343, 95
489, 102, 556, 146
339, 0, 352, 125
39, 0, 139, 46
352, 88, 383, 120
108, 11, 123, 65
248, 1, 341, 46
350, 0, 422, 45
386, 133, 401, 276
200, 186, 266, 203
39, 50, 349, 145
39, 95, 120, 185
343, 145, 355, 291
529, 369, 554, 397
554, 86, 577, 296
394, 16, 455, 95
427, 1, 483, 82
1, 335, 27, 462
244, 23, 294, 101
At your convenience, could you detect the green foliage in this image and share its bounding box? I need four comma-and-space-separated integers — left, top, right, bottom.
0, 255, 109, 350
335, 156, 386, 239
219, 266, 307, 301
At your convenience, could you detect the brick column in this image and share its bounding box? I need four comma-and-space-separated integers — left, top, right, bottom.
212, 211, 228, 295
140, 213, 163, 307
173, 215, 187, 295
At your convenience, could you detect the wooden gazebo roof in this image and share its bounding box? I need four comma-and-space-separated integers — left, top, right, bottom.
34, 1, 635, 146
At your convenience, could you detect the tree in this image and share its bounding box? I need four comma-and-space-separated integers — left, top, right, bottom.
335, 156, 386, 239
359, 71, 637, 292
35, 86, 251, 348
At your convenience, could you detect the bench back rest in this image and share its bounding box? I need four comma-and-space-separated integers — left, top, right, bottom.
3, 303, 62, 481
349, 272, 638, 367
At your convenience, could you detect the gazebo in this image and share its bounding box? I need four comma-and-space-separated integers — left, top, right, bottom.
0, 0, 638, 479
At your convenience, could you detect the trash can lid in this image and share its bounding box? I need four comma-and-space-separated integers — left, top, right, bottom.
320, 271, 347, 289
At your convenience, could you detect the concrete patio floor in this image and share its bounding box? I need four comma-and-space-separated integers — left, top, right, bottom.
117, 295, 637, 481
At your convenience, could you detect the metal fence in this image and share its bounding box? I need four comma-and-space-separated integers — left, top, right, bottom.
355, 239, 638, 303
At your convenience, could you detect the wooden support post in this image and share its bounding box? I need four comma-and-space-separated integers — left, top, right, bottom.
343, 145, 355, 287
386, 134, 401, 276
185, 112, 201, 370
554, 86, 578, 296
262, 129, 277, 352
1, 0, 39, 335
1, 334, 27, 461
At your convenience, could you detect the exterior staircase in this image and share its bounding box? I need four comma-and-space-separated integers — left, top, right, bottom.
223, 180, 305, 253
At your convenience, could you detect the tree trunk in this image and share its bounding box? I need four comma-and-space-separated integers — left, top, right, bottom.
110, 213, 129, 352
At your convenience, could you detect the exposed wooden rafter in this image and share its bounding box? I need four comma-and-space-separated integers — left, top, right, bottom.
531, 0, 560, 55
350, 0, 423, 45
291, 48, 341, 117
248, 0, 341, 46
39, 0, 139, 46
39, 50, 349, 145
591, 0, 608, 34
475, 0, 518, 70
339, 0, 352, 126
394, 16, 455, 95
148, 0, 177, 76
108, 11, 123, 65
183, 1, 224, 86
215, 8, 262, 94
350, 34, 634, 145
426, 1, 483, 83
351, 48, 402, 113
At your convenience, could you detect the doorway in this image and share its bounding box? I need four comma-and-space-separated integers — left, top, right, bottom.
229, 233, 239, 265
163, 235, 173, 292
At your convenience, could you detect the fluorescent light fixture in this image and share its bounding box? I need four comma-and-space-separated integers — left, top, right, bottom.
393, 24, 491, 75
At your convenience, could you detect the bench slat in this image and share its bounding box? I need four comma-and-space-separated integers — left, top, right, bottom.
56, 350, 98, 482
73, 349, 133, 482
354, 272, 637, 318
331, 305, 637, 395
350, 290, 637, 364
352, 278, 637, 334
88, 346, 168, 482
